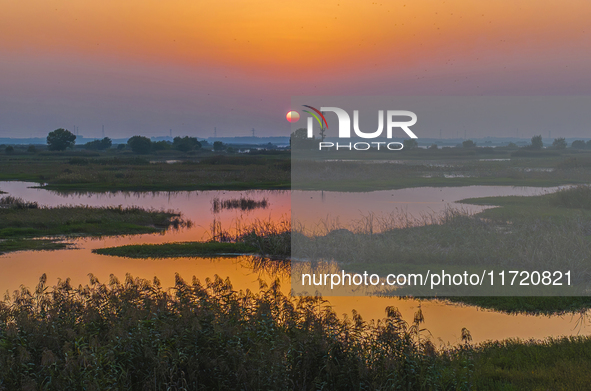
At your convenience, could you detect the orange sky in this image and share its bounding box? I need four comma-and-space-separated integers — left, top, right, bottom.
1, 0, 590, 137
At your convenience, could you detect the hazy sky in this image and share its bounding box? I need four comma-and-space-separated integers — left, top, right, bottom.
1, 0, 591, 139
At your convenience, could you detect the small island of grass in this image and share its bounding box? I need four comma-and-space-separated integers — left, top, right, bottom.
0, 196, 186, 255
93, 241, 258, 258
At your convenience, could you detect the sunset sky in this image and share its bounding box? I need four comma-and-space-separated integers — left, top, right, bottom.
1, 0, 590, 139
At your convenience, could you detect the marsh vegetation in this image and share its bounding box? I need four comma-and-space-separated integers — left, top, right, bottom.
0, 151, 290, 192
2, 274, 590, 390
2, 147, 591, 389
0, 196, 186, 255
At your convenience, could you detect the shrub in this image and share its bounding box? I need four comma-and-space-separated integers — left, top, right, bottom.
84, 137, 112, 150
173, 136, 201, 152
462, 139, 476, 148
213, 141, 225, 151
152, 140, 171, 151
127, 135, 152, 154
571, 140, 586, 149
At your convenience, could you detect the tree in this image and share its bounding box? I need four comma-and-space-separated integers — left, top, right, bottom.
127, 136, 152, 154
291, 128, 309, 141
5, 145, 14, 154
117, 144, 126, 150
47, 128, 76, 151
173, 136, 201, 152
552, 137, 567, 150
530, 135, 543, 150
27, 145, 37, 153
428, 144, 438, 150
462, 139, 476, 148
290, 128, 316, 150
403, 139, 418, 150
571, 140, 586, 149
84, 137, 112, 150
213, 141, 224, 151
152, 140, 171, 151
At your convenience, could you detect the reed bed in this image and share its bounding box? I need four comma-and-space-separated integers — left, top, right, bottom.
210, 217, 291, 259
551, 184, 591, 209
0, 197, 187, 240
0, 274, 472, 390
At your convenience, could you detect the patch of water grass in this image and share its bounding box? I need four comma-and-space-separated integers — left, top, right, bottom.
211, 196, 269, 213
95, 218, 291, 259
0, 238, 70, 255
443, 296, 591, 316
0, 197, 187, 254
93, 241, 258, 258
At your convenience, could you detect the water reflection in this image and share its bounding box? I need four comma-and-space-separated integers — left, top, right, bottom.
292, 185, 567, 232
2, 244, 590, 344
1, 181, 589, 344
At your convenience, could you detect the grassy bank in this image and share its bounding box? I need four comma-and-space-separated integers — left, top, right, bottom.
0, 196, 185, 254
94, 241, 258, 258
95, 219, 291, 259
472, 337, 591, 390
1, 273, 589, 390
444, 296, 591, 316
0, 151, 290, 191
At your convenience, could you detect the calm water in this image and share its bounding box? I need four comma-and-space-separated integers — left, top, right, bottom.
0, 181, 587, 345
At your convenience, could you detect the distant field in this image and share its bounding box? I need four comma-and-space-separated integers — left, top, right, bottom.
0, 149, 291, 191
292, 148, 591, 190
3, 147, 591, 192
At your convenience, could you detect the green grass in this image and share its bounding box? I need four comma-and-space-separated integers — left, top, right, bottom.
443, 296, 591, 316
93, 241, 258, 258
473, 337, 591, 390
